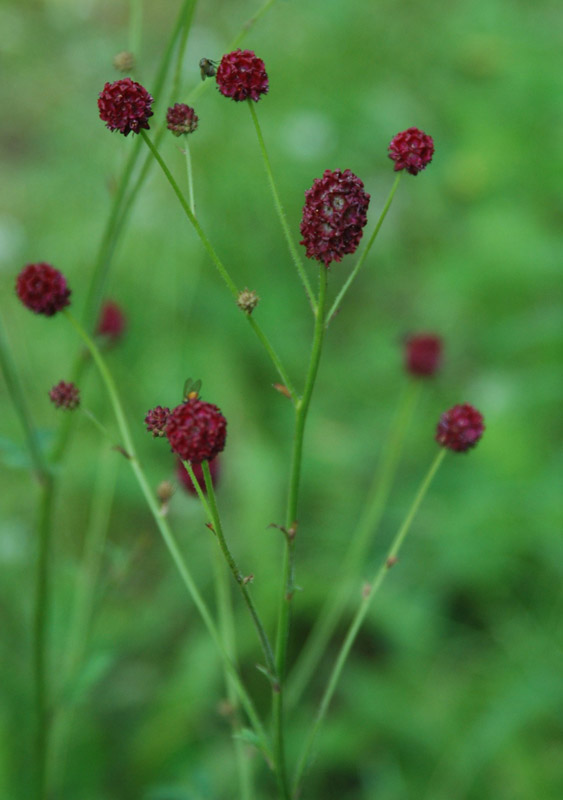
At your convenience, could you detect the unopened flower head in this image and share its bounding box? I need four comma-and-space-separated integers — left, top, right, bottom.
216, 49, 269, 102
145, 406, 171, 437
405, 334, 442, 377
166, 397, 227, 464
16, 263, 71, 316
388, 127, 434, 175
98, 78, 154, 136
237, 288, 259, 315
113, 51, 135, 72
49, 381, 80, 410
166, 104, 198, 136
97, 300, 126, 341
176, 456, 220, 496
300, 169, 370, 266
436, 403, 484, 452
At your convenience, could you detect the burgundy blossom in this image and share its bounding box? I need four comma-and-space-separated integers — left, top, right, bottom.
300, 169, 370, 266
16, 263, 71, 316
176, 456, 220, 496
405, 334, 443, 377
145, 406, 171, 437
49, 381, 80, 410
388, 127, 434, 175
98, 78, 154, 136
216, 49, 269, 102
166, 103, 198, 136
436, 404, 484, 452
166, 397, 227, 464
97, 300, 126, 341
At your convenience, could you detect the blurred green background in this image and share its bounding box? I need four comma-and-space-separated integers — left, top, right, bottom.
1, 0, 562, 798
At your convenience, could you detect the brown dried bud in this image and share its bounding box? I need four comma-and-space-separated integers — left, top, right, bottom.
157, 480, 174, 505
113, 51, 135, 72
237, 288, 259, 314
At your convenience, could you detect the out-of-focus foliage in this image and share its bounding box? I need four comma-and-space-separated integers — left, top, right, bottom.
1, 0, 561, 798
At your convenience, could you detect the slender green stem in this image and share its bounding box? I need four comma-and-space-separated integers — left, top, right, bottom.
247, 101, 316, 311
140, 130, 297, 398
273, 266, 328, 800
128, 0, 143, 59
198, 460, 277, 682
183, 142, 196, 216
287, 379, 421, 709
63, 310, 270, 757
326, 174, 401, 324
293, 448, 447, 794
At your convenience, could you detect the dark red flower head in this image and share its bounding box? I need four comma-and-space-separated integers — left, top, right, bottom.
145, 406, 171, 437
388, 127, 434, 175
405, 334, 443, 377
216, 49, 269, 102
300, 169, 370, 266
98, 78, 154, 136
166, 103, 198, 136
49, 381, 80, 410
16, 263, 71, 316
436, 404, 484, 452
176, 455, 220, 496
97, 300, 126, 341
166, 397, 227, 464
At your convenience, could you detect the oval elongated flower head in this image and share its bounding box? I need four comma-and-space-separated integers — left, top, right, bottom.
166, 103, 198, 136
300, 169, 370, 267
49, 381, 80, 410
436, 404, 484, 452
166, 397, 227, 464
176, 456, 220, 496
98, 78, 154, 136
145, 406, 171, 437
97, 300, 126, 341
216, 49, 269, 102
388, 127, 434, 175
405, 334, 443, 377
16, 263, 71, 316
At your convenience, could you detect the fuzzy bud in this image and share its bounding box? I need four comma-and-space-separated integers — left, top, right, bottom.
237, 288, 259, 314
436, 404, 484, 452
49, 381, 80, 410
16, 263, 71, 316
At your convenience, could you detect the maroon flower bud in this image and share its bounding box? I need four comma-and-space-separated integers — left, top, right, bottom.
16, 263, 71, 316
216, 49, 269, 102
98, 78, 154, 136
388, 127, 434, 175
300, 169, 370, 267
166, 103, 198, 136
166, 397, 227, 464
436, 404, 484, 452
145, 406, 171, 437
97, 300, 126, 341
405, 334, 443, 377
176, 455, 220, 496
49, 381, 80, 410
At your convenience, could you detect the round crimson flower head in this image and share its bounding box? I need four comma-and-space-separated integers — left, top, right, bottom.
216, 49, 269, 102
176, 455, 220, 496
97, 300, 126, 341
300, 169, 370, 266
436, 404, 484, 453
98, 78, 154, 136
49, 381, 80, 410
166, 103, 198, 136
405, 334, 443, 377
145, 406, 171, 438
388, 127, 434, 175
16, 263, 71, 316
166, 396, 227, 464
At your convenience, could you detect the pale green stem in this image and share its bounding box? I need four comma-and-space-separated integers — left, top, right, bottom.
273, 266, 328, 800
140, 130, 297, 400
247, 101, 316, 311
293, 448, 447, 794
326, 174, 402, 324
63, 310, 269, 757
287, 379, 421, 709
80, 407, 113, 442
128, 0, 143, 60
184, 141, 196, 216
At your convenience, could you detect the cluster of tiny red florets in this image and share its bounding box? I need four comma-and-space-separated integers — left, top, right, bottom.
405, 334, 442, 377
166, 104, 199, 136
300, 169, 370, 266
98, 78, 154, 136
16, 263, 71, 316
97, 300, 126, 341
49, 381, 80, 410
166, 397, 227, 464
388, 127, 434, 175
176, 456, 220, 495
436, 404, 484, 452
144, 406, 171, 437
216, 49, 269, 102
